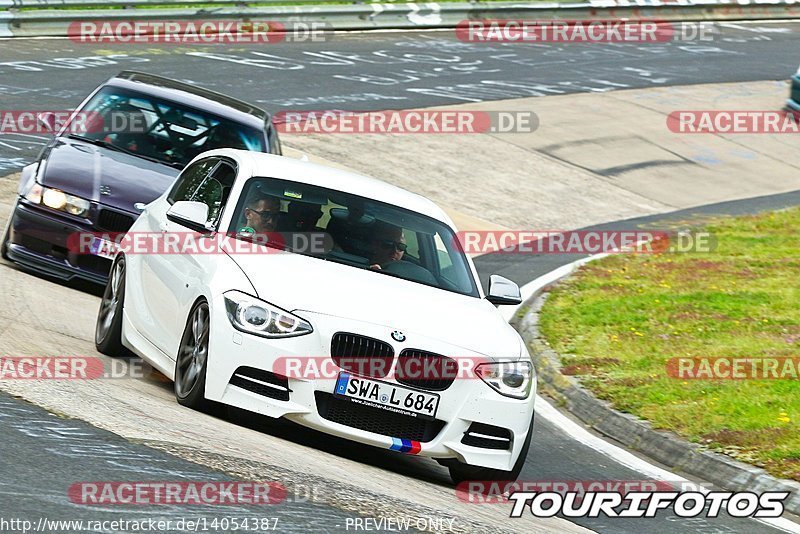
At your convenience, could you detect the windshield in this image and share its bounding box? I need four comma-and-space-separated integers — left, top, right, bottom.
69, 86, 265, 167
229, 177, 480, 298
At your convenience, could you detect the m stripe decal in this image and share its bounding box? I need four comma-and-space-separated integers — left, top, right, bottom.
389, 438, 421, 454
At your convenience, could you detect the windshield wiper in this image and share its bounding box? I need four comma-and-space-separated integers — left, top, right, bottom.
67, 134, 121, 150
66, 134, 184, 170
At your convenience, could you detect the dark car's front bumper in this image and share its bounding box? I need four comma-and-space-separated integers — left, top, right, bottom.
5, 199, 113, 285
787, 74, 800, 112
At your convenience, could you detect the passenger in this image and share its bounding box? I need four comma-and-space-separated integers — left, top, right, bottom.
369, 223, 407, 270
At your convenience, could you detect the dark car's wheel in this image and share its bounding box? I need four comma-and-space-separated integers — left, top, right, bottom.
175, 301, 210, 410
448, 413, 535, 485
95, 256, 127, 356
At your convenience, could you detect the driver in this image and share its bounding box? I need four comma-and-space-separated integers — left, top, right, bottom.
369, 223, 407, 270
239, 194, 282, 235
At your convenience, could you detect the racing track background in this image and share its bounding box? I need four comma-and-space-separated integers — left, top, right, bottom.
1, 23, 800, 533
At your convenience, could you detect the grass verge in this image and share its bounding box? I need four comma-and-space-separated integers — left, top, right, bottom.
539, 207, 800, 481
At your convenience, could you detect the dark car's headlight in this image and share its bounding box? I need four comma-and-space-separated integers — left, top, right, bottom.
224, 290, 313, 338
476, 361, 534, 399
25, 182, 90, 217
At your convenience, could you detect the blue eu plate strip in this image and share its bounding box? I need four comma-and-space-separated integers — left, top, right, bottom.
335, 373, 350, 395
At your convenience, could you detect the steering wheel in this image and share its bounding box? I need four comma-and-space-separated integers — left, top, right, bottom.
381, 260, 437, 285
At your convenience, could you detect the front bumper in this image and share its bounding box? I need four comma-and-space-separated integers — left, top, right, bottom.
205, 298, 536, 471
5, 199, 110, 285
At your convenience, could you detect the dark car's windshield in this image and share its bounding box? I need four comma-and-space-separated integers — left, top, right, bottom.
69, 86, 265, 167
229, 177, 480, 298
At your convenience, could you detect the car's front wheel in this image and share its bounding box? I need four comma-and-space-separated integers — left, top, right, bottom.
175, 300, 210, 410
95, 256, 127, 356
447, 413, 534, 485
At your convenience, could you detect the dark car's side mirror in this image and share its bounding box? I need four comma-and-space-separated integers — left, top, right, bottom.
486, 274, 522, 306
167, 201, 212, 234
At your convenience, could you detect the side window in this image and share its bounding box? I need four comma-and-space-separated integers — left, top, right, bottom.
168, 158, 236, 227
168, 159, 217, 205
206, 162, 236, 225
404, 230, 420, 260
432, 231, 472, 293
434, 234, 453, 270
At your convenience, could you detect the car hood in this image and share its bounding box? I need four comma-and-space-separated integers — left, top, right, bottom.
225, 251, 522, 359
39, 137, 180, 214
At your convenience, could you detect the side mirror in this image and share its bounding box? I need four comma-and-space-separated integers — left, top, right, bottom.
166, 201, 212, 234
486, 274, 522, 306
37, 112, 57, 133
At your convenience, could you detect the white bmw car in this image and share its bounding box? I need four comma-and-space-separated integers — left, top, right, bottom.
95, 149, 536, 483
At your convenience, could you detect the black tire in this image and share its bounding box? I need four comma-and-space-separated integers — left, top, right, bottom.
448, 412, 535, 485
95, 256, 127, 356
174, 300, 210, 410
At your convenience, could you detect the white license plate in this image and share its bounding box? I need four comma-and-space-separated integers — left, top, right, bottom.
89, 237, 119, 260
334, 372, 440, 420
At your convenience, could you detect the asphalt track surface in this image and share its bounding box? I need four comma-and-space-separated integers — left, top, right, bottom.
1, 23, 800, 534
0, 21, 799, 175
0, 392, 390, 533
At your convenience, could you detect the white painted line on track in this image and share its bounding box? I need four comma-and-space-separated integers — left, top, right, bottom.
0, 141, 21, 151
503, 252, 800, 533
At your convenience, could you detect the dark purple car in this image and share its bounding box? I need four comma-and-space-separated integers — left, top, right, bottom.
1, 71, 281, 284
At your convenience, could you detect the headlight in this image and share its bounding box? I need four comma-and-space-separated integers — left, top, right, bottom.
26, 182, 90, 218
476, 361, 534, 399
43, 188, 66, 210
224, 290, 313, 339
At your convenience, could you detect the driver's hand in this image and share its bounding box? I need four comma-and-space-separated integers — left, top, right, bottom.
369, 264, 382, 270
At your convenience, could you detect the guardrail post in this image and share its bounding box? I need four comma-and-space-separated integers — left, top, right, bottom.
0, 11, 14, 38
